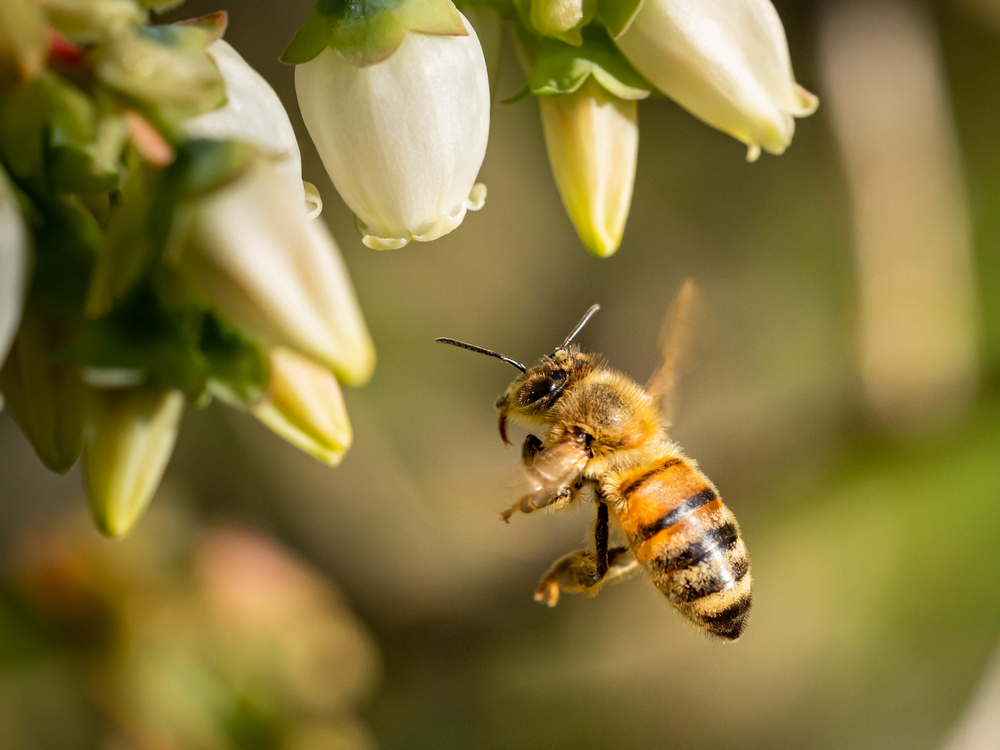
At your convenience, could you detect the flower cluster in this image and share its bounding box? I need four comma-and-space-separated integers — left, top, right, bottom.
12, 507, 378, 749
286, 0, 817, 256
0, 1, 374, 537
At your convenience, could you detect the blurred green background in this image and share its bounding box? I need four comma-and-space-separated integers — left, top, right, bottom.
5, 0, 1000, 748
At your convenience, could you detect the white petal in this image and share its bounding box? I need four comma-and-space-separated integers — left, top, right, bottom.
615, 0, 817, 157
295, 13, 490, 247
188, 39, 305, 209
0, 177, 29, 371
184, 160, 376, 386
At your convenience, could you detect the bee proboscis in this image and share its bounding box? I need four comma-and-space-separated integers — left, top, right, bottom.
437, 282, 752, 641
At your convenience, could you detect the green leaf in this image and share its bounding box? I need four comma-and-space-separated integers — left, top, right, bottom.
597, 0, 642, 38
200, 314, 270, 405
526, 23, 653, 100
281, 4, 337, 64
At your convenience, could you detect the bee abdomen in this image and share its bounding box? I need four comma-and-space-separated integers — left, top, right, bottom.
653, 521, 752, 641
617, 458, 752, 641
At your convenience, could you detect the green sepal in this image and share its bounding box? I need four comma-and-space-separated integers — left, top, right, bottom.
71, 284, 270, 404
524, 23, 654, 100
281, 0, 466, 67
332, 9, 407, 67
597, 0, 642, 38
200, 314, 270, 405
172, 11, 229, 44
49, 114, 128, 194
281, 3, 338, 65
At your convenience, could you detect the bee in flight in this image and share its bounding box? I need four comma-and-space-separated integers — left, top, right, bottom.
437, 282, 751, 641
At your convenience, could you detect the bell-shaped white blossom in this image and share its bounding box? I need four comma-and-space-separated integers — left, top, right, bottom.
539, 79, 638, 257
294, 13, 490, 249
188, 39, 307, 210
614, 0, 818, 160
0, 174, 28, 371
180, 159, 376, 386
83, 384, 185, 538
252, 347, 353, 467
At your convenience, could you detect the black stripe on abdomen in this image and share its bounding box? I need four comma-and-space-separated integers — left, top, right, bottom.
635, 487, 718, 544
655, 521, 739, 576
670, 556, 749, 604
619, 458, 682, 499
698, 595, 753, 641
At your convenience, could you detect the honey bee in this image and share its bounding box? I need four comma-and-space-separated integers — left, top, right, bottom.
437, 282, 751, 641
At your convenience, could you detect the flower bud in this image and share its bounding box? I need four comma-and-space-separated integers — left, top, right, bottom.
96, 26, 226, 120
251, 348, 352, 467
294, 12, 489, 250
0, 311, 86, 474
0, 170, 28, 370
83, 383, 185, 538
614, 0, 818, 160
180, 159, 375, 386
539, 78, 637, 257
523, 0, 596, 45
187, 39, 306, 210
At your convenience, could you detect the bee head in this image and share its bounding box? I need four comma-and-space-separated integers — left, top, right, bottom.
493, 347, 594, 444
437, 305, 599, 445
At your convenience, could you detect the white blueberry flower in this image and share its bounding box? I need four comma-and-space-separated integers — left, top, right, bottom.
179, 158, 376, 386
614, 0, 818, 160
188, 39, 308, 210
294, 12, 490, 249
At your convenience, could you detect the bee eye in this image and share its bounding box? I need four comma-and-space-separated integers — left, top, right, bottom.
522, 371, 568, 405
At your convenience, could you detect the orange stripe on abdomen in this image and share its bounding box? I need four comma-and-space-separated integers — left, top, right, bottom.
614, 459, 752, 641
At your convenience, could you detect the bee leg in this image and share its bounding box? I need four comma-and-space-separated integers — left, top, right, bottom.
501, 485, 572, 523
533, 545, 638, 607
595, 501, 610, 579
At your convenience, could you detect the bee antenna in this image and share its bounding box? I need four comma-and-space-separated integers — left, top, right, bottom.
436, 338, 527, 373
559, 304, 600, 349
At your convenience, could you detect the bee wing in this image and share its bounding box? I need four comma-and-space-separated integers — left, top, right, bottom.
525, 440, 590, 491
644, 278, 701, 425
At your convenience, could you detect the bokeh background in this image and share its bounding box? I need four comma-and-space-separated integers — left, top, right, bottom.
4, 0, 1000, 748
